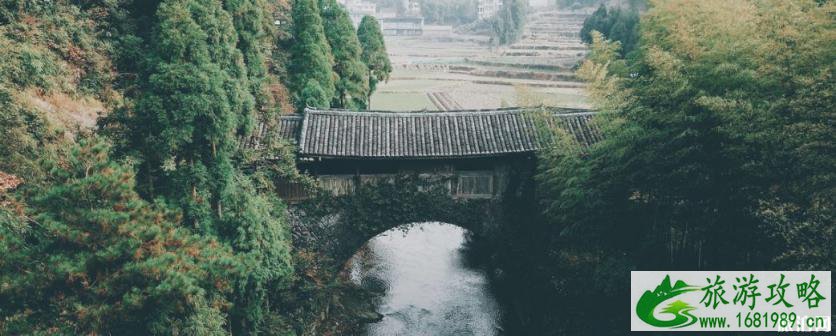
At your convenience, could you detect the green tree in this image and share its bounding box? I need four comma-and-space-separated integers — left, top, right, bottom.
320, 0, 369, 109
220, 171, 295, 334
0, 139, 241, 335
484, 1, 833, 334
572, 0, 833, 270
579, 5, 608, 44
224, 0, 273, 113
356, 15, 391, 107
0, 1, 302, 334
489, 0, 526, 45
580, 5, 641, 56
288, 0, 335, 110
268, 0, 294, 89
115, 1, 295, 332
124, 0, 246, 230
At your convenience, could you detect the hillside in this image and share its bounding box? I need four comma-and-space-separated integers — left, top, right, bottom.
0, 1, 386, 334
0, 0, 299, 174
0, 2, 115, 175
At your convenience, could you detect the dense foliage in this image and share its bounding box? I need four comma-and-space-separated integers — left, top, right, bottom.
3, 0, 831, 335
1, 139, 241, 335
570, 0, 834, 271
286, 1, 388, 111
0, 0, 116, 180
107, 0, 297, 333
580, 4, 641, 56
320, 0, 370, 109
126, 0, 254, 218
288, 0, 335, 110
0, 0, 389, 334
225, 0, 284, 114
357, 16, 393, 107
485, 0, 834, 334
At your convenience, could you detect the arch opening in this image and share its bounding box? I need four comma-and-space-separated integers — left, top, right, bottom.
288, 175, 498, 266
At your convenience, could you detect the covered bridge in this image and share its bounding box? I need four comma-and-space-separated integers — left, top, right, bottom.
253, 107, 602, 200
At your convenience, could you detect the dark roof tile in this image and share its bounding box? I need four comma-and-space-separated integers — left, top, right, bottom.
262, 107, 601, 158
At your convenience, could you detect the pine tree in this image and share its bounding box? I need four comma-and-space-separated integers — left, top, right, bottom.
356, 15, 391, 107
580, 5, 640, 56
0, 139, 240, 335
580, 5, 608, 45
224, 0, 278, 114
288, 0, 335, 110
122, 0, 295, 332
126, 0, 249, 232
320, 0, 369, 109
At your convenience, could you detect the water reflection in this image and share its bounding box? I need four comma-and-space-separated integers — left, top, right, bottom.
349, 222, 503, 336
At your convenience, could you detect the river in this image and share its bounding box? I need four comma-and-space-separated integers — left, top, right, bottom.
348, 222, 504, 336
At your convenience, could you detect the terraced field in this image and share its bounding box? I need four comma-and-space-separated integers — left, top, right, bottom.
371, 9, 592, 111
427, 92, 464, 111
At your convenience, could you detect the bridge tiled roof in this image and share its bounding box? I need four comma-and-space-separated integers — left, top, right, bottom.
272, 107, 600, 159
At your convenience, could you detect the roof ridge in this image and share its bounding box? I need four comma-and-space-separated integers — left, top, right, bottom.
303, 107, 596, 118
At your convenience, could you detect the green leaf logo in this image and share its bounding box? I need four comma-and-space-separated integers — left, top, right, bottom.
636, 275, 700, 328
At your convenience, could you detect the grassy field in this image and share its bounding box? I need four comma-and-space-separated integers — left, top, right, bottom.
370, 92, 435, 111
371, 69, 589, 111
374, 12, 591, 112
371, 85, 588, 111
375, 78, 459, 92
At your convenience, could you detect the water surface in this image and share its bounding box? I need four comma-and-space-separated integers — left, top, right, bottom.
349, 222, 503, 336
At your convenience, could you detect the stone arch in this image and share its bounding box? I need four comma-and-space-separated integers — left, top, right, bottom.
288, 175, 499, 267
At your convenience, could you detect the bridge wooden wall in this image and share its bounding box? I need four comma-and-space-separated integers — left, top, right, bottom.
277, 170, 497, 202
276, 155, 534, 202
